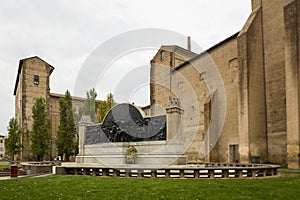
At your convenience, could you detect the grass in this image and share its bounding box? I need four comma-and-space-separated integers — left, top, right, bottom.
0, 163, 23, 170
0, 172, 299, 200
0, 164, 10, 170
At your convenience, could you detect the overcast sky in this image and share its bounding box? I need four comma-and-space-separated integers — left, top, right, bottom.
0, 0, 251, 135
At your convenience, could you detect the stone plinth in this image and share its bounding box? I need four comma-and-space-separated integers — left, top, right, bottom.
75, 102, 186, 166
76, 140, 186, 165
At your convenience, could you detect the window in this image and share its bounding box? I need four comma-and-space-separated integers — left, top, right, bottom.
34, 75, 39, 85
0, 139, 2, 143
160, 50, 165, 60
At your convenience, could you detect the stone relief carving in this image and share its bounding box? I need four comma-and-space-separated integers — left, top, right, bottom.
168, 97, 181, 107
79, 115, 92, 124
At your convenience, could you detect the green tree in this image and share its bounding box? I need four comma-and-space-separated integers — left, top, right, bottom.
78, 88, 98, 123
5, 118, 22, 161
106, 93, 115, 109
57, 90, 77, 161
31, 97, 51, 161
97, 93, 116, 123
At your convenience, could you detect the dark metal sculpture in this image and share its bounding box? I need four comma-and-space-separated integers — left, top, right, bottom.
85, 103, 166, 145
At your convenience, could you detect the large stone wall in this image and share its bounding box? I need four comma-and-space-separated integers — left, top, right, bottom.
284, 0, 300, 168
208, 37, 240, 163
260, 0, 292, 165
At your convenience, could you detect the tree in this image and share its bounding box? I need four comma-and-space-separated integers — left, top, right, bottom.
31, 97, 51, 161
57, 90, 77, 161
106, 93, 115, 109
5, 118, 22, 161
97, 93, 116, 123
78, 88, 98, 123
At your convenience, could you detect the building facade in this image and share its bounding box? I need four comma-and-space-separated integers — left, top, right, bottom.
150, 0, 300, 168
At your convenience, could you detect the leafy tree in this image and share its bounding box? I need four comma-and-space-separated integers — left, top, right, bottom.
97, 93, 116, 123
106, 93, 115, 109
5, 118, 22, 161
57, 90, 77, 161
77, 88, 98, 123
31, 97, 51, 161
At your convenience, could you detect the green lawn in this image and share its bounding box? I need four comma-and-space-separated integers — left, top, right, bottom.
0, 173, 299, 200
0, 163, 23, 170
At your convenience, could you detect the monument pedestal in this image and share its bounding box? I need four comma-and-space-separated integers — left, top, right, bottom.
76, 102, 186, 166
76, 140, 186, 165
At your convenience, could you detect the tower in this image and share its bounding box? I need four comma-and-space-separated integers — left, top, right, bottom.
14, 56, 54, 160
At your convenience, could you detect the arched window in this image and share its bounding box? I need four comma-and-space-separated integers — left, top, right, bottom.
160, 50, 165, 60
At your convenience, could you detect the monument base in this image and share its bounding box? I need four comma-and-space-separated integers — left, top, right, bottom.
76, 141, 187, 166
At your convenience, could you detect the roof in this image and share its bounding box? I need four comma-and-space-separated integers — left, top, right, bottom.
151, 45, 198, 62
175, 32, 239, 70
50, 93, 103, 103
13, 56, 55, 95
161, 45, 197, 57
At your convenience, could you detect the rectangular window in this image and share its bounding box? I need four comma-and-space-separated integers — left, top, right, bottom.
34, 75, 39, 85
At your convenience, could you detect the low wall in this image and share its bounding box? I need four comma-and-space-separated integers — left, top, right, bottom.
22, 162, 58, 175
56, 163, 280, 179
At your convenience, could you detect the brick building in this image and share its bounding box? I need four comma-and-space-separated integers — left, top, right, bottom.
150, 0, 300, 168
13, 56, 95, 160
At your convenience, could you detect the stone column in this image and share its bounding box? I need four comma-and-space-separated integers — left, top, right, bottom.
166, 97, 183, 143
166, 97, 186, 164
76, 115, 93, 163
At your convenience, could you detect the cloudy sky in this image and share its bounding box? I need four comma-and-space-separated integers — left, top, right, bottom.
0, 0, 251, 135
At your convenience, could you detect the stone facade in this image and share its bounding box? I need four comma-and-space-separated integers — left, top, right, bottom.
150, 0, 300, 168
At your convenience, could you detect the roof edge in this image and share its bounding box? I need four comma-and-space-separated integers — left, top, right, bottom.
175, 32, 239, 70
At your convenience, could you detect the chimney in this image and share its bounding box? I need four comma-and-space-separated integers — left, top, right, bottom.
187, 36, 191, 51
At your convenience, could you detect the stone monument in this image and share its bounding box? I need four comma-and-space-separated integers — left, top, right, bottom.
76, 101, 186, 166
